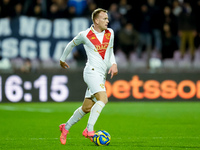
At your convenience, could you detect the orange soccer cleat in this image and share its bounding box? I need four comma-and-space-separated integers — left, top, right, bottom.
59, 124, 69, 145
82, 128, 95, 142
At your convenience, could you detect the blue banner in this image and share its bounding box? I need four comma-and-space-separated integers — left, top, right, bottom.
0, 16, 90, 61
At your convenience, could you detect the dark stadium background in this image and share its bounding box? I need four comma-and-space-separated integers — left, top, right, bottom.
0, 0, 200, 149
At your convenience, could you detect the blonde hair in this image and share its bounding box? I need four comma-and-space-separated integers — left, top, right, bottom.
91, 8, 108, 23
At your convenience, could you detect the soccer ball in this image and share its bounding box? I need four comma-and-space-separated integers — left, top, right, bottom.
93, 130, 111, 146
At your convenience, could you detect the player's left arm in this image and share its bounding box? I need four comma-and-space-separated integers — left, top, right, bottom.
108, 63, 118, 79
60, 32, 84, 69
108, 29, 118, 79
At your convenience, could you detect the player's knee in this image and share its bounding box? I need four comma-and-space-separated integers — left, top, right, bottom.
82, 105, 92, 113
95, 92, 108, 104
102, 98, 108, 104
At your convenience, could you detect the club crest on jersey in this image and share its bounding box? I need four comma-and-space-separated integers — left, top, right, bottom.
105, 33, 111, 39
91, 37, 96, 39
100, 84, 105, 89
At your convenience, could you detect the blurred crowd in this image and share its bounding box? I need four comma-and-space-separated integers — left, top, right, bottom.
1, 0, 200, 72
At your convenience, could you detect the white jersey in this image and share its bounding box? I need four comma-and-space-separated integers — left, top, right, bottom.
60, 25, 116, 75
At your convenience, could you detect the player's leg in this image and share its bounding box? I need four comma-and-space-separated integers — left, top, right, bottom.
87, 91, 107, 132
94, 91, 108, 104
82, 68, 107, 141
64, 106, 87, 131
82, 97, 96, 141
60, 99, 92, 145
83, 91, 107, 142
60, 105, 86, 144
82, 97, 95, 113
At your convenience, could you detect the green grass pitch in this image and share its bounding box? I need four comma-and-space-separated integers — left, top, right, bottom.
0, 102, 200, 150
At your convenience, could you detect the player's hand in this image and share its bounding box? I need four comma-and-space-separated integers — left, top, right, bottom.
108, 64, 118, 79
60, 60, 70, 69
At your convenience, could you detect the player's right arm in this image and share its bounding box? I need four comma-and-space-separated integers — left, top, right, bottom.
60, 32, 84, 69
60, 41, 76, 69
60, 59, 70, 69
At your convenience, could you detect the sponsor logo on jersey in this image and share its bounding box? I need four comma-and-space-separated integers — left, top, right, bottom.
95, 43, 109, 52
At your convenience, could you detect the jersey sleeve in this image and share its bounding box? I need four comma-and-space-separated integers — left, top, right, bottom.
110, 29, 117, 65
73, 31, 85, 45
60, 32, 84, 62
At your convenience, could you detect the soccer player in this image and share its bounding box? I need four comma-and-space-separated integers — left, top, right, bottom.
59, 8, 118, 145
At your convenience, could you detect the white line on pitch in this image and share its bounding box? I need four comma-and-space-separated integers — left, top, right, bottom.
0, 105, 53, 113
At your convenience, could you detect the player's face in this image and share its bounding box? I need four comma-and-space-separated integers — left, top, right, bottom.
97, 12, 109, 31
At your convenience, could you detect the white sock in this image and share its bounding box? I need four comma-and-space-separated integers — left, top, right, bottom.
65, 106, 86, 130
87, 101, 105, 132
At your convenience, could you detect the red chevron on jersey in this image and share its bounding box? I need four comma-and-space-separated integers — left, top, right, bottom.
87, 29, 111, 59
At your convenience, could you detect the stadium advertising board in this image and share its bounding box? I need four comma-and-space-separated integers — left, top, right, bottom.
0, 72, 199, 102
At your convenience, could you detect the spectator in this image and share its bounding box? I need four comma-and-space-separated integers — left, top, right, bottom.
161, 23, 178, 59
23, 0, 43, 18
148, 0, 162, 52
67, 0, 87, 17
136, 4, 152, 59
34, 4, 42, 18
118, 0, 132, 25
108, 3, 121, 33
178, 2, 197, 60
172, 0, 182, 17
49, 0, 75, 19
194, 0, 200, 49
15, 2, 23, 16
162, 6, 179, 44
0, 0, 15, 18
117, 23, 139, 59
83, 1, 97, 19
20, 58, 32, 73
